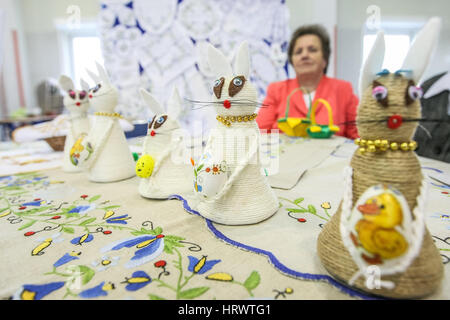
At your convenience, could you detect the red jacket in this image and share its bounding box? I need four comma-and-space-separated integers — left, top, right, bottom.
256, 76, 359, 139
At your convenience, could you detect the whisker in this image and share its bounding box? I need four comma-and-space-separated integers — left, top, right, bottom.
184, 98, 269, 108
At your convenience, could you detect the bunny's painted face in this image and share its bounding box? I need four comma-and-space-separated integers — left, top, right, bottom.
147, 114, 178, 137
357, 74, 422, 140
87, 82, 119, 112
64, 89, 89, 113
211, 75, 257, 116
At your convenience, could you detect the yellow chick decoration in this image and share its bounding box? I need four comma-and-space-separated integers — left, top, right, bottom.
135, 154, 155, 178
351, 193, 408, 265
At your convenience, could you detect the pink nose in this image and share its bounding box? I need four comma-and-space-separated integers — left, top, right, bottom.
76, 102, 81, 106
223, 100, 231, 109
89, 94, 93, 99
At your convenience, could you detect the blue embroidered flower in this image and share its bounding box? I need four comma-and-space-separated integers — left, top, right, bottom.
79, 281, 115, 299
106, 214, 131, 224
14, 282, 65, 300
68, 205, 95, 214
53, 251, 81, 267
71, 233, 94, 246
22, 199, 46, 207
101, 235, 165, 268
187, 256, 221, 274
122, 271, 152, 291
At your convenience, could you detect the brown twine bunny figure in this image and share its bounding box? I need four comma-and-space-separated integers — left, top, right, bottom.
317, 17, 444, 299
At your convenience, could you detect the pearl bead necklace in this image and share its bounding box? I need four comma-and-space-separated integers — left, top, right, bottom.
216, 113, 257, 127
355, 138, 417, 155
94, 112, 123, 119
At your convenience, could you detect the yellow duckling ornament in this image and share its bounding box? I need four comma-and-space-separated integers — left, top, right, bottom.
351, 192, 408, 264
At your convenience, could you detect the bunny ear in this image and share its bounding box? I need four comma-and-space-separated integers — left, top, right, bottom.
80, 78, 90, 92
167, 87, 183, 120
96, 61, 111, 84
86, 68, 101, 83
207, 43, 233, 78
234, 41, 250, 79
59, 75, 74, 92
358, 31, 385, 97
139, 88, 165, 115
401, 17, 442, 84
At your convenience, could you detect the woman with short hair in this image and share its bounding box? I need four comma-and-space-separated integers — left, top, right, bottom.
256, 24, 359, 139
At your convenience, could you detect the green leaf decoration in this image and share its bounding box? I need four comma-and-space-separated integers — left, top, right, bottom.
179, 287, 209, 299
244, 271, 260, 291
294, 197, 304, 204
88, 195, 101, 203
148, 294, 166, 300
195, 164, 204, 173
79, 218, 96, 226
79, 266, 95, 285
308, 205, 317, 214
18, 220, 37, 230
62, 226, 75, 234
102, 205, 121, 210
153, 226, 163, 235
286, 208, 307, 213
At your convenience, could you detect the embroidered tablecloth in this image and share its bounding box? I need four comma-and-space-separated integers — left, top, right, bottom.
0, 136, 448, 300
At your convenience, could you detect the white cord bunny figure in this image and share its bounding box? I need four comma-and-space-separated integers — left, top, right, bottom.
192, 41, 279, 225
317, 17, 443, 299
136, 87, 193, 199
71, 62, 135, 182
59, 75, 90, 172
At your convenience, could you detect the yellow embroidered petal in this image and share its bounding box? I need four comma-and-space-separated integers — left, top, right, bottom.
103, 210, 115, 220
321, 202, 331, 209
206, 272, 234, 282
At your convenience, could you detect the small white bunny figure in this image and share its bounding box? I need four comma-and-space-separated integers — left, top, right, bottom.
192, 41, 279, 225
136, 87, 193, 199
72, 62, 135, 182
59, 75, 90, 172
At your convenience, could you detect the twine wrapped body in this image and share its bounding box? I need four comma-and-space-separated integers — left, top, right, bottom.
63, 115, 90, 172
85, 116, 135, 183
138, 134, 193, 199
195, 122, 279, 225
317, 150, 443, 298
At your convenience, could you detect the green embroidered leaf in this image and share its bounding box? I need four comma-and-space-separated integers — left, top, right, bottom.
244, 271, 260, 291
294, 197, 304, 204
67, 265, 95, 285
286, 208, 307, 213
102, 205, 121, 210
148, 294, 166, 300
88, 195, 101, 203
79, 218, 96, 226
195, 164, 204, 173
0, 207, 9, 213
79, 266, 95, 285
18, 219, 37, 230
179, 287, 209, 299
153, 226, 163, 235
308, 205, 317, 214
62, 226, 75, 234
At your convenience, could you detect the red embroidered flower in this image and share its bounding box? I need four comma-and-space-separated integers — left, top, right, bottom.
206, 167, 211, 173
154, 260, 167, 268
51, 216, 61, 220
80, 195, 88, 199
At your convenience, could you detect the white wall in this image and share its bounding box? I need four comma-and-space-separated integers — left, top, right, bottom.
19, 0, 100, 112
336, 0, 450, 93
0, 0, 32, 117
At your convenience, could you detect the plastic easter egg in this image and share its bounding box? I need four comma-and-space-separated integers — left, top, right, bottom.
136, 154, 155, 178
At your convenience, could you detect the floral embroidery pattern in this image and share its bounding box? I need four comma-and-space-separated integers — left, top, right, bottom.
1, 172, 269, 300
